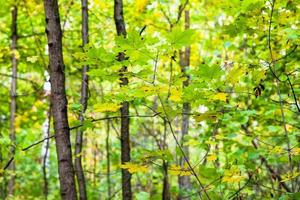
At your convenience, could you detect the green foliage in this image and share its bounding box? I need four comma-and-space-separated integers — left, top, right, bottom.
0, 0, 299, 199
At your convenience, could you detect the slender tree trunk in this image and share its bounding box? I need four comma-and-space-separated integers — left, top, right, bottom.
178, 10, 191, 200
74, 0, 89, 199
0, 140, 4, 199
162, 161, 170, 200
162, 120, 170, 200
114, 1, 132, 200
93, 142, 98, 187
42, 104, 51, 200
8, 6, 18, 196
43, 0, 77, 199
106, 119, 112, 199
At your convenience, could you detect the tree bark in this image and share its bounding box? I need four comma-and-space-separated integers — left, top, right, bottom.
162, 120, 170, 200
113, 1, 132, 199
178, 10, 191, 200
8, 6, 18, 197
74, 0, 89, 199
43, 0, 77, 199
162, 161, 170, 200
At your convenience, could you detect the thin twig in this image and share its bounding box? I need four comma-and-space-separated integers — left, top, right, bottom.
69, 113, 161, 130
286, 74, 300, 113
157, 95, 211, 200
274, 45, 298, 63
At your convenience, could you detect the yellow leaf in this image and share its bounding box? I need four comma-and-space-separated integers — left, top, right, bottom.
136, 0, 148, 12
193, 112, 217, 122
222, 166, 245, 183
281, 171, 300, 182
27, 56, 38, 63
180, 170, 192, 176
207, 154, 217, 161
227, 66, 245, 84
269, 146, 283, 154
168, 165, 181, 175
222, 174, 244, 183
205, 140, 217, 145
168, 164, 192, 176
169, 89, 182, 102
185, 139, 200, 146
94, 103, 121, 113
212, 93, 227, 101
215, 134, 224, 140
120, 162, 148, 174
291, 147, 300, 156
286, 124, 293, 131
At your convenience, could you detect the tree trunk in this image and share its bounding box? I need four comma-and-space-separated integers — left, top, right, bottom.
106, 119, 112, 199
178, 10, 191, 200
162, 119, 170, 200
74, 0, 89, 199
113, 1, 132, 199
43, 0, 77, 199
8, 6, 18, 197
42, 104, 51, 200
162, 161, 170, 200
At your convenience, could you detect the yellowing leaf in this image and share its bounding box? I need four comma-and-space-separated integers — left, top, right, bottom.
291, 147, 300, 156
180, 170, 192, 176
11, 49, 20, 60
205, 140, 217, 145
281, 171, 300, 182
227, 66, 245, 84
185, 139, 201, 146
269, 146, 283, 154
94, 103, 121, 113
169, 89, 182, 102
169, 164, 180, 170
168, 164, 192, 176
27, 56, 38, 63
136, 0, 148, 12
286, 124, 293, 131
215, 134, 224, 140
120, 162, 148, 174
222, 174, 244, 183
212, 93, 227, 101
207, 154, 217, 161
193, 112, 217, 122
222, 167, 245, 183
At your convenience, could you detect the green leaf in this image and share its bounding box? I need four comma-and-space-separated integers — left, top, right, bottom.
135, 191, 150, 200
167, 26, 196, 48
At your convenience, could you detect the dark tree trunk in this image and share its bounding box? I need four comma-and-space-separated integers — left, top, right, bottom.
162, 119, 170, 200
113, 1, 132, 199
8, 6, 18, 196
43, 0, 77, 199
178, 10, 191, 200
162, 161, 170, 200
74, 0, 89, 199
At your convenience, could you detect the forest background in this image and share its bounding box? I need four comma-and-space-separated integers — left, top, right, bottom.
0, 0, 299, 199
